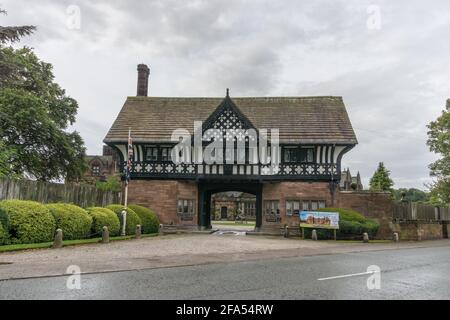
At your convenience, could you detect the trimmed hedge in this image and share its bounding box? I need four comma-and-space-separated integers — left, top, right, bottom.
128, 204, 160, 234
46, 204, 92, 240
106, 205, 141, 235
87, 207, 121, 236
302, 207, 380, 240
0, 200, 55, 244
0, 223, 8, 245
0, 207, 10, 231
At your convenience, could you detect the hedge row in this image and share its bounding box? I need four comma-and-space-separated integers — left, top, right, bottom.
0, 200, 160, 245
302, 207, 380, 240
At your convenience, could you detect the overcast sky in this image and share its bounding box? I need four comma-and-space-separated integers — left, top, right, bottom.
1, 0, 449, 189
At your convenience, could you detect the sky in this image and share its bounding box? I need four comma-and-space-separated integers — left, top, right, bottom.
1, 0, 449, 189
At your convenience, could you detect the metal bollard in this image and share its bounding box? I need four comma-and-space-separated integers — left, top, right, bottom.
102, 226, 110, 243
135, 224, 142, 239
312, 229, 318, 241
363, 232, 369, 243
53, 229, 63, 248
393, 232, 399, 242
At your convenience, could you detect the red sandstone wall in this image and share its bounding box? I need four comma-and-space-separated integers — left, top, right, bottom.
262, 181, 333, 227
126, 180, 198, 226
336, 191, 394, 239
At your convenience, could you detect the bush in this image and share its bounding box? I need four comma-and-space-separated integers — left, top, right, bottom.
87, 207, 121, 236
128, 204, 160, 234
0, 223, 9, 245
0, 200, 55, 244
0, 207, 10, 231
46, 203, 92, 240
106, 205, 141, 235
302, 207, 380, 240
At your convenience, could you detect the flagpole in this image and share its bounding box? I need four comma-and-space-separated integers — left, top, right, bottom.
121, 128, 131, 236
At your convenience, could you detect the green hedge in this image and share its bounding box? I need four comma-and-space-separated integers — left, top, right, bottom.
128, 204, 160, 234
0, 200, 55, 244
0, 207, 10, 231
106, 205, 141, 235
87, 207, 121, 236
46, 204, 92, 240
302, 207, 379, 240
0, 223, 8, 245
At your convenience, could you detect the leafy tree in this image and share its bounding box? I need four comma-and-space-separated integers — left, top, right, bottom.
392, 188, 429, 203
0, 8, 35, 44
0, 22, 86, 181
369, 162, 394, 192
96, 176, 122, 192
426, 99, 450, 207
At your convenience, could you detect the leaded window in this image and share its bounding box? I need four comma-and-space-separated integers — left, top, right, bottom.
177, 199, 195, 221
286, 200, 300, 216
145, 146, 158, 162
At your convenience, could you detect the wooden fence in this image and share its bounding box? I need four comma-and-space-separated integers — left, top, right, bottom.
0, 178, 121, 208
392, 202, 450, 221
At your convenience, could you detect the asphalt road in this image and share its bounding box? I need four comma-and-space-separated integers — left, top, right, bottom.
0, 245, 449, 299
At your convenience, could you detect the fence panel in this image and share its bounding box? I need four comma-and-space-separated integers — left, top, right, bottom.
0, 178, 121, 208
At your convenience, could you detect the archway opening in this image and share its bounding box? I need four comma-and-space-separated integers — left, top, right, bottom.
211, 191, 256, 231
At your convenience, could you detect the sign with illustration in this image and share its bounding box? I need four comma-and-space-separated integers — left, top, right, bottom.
299, 211, 339, 229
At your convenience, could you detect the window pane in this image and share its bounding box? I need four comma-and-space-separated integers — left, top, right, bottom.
311, 201, 318, 210
302, 201, 310, 211
307, 149, 314, 162
318, 201, 326, 209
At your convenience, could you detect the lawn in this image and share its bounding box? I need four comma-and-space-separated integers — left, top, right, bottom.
0, 233, 158, 253
212, 220, 256, 227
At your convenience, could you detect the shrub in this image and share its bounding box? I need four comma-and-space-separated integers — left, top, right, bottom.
46, 203, 92, 240
0, 223, 9, 245
128, 204, 160, 234
105, 205, 141, 235
87, 207, 121, 236
0, 207, 10, 231
0, 200, 55, 244
302, 207, 380, 240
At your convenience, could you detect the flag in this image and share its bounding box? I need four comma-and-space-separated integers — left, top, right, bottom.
125, 129, 133, 185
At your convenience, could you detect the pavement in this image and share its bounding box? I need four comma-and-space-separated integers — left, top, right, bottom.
1, 245, 449, 299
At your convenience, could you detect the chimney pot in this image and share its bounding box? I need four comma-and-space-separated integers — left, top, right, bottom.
137, 64, 150, 96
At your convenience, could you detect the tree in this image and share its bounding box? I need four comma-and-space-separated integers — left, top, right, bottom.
96, 176, 122, 193
369, 162, 394, 192
392, 188, 429, 203
426, 99, 450, 207
0, 8, 35, 44
0, 25, 86, 181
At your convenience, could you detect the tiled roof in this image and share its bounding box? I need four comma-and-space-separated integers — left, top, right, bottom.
104, 96, 357, 145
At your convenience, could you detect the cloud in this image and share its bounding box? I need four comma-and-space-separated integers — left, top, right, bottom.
1, 0, 449, 188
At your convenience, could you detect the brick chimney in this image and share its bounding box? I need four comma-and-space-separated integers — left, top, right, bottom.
137, 64, 150, 96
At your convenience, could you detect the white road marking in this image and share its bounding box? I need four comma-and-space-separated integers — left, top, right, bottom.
318, 271, 376, 281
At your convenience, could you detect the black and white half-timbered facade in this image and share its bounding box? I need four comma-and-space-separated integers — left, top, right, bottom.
104, 64, 358, 230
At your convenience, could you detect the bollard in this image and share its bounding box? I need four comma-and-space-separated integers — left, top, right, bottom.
102, 226, 110, 244
135, 224, 142, 239
159, 224, 164, 235
312, 229, 318, 241
53, 229, 63, 248
363, 232, 369, 243
393, 232, 399, 242
284, 226, 289, 238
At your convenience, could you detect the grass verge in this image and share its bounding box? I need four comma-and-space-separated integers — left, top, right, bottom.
0, 233, 158, 253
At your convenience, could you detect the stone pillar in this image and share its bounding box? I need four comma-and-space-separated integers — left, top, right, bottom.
135, 225, 142, 239
102, 226, 110, 243
363, 232, 369, 243
312, 229, 318, 241
53, 229, 63, 249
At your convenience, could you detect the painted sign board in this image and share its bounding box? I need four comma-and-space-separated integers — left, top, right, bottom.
299, 211, 339, 229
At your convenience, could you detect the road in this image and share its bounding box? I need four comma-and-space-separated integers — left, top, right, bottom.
1, 245, 449, 299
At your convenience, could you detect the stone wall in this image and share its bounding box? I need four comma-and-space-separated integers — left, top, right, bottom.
392, 222, 443, 241
262, 181, 333, 227
127, 180, 197, 226
336, 191, 394, 239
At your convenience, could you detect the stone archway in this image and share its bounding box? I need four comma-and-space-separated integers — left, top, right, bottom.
198, 180, 262, 231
